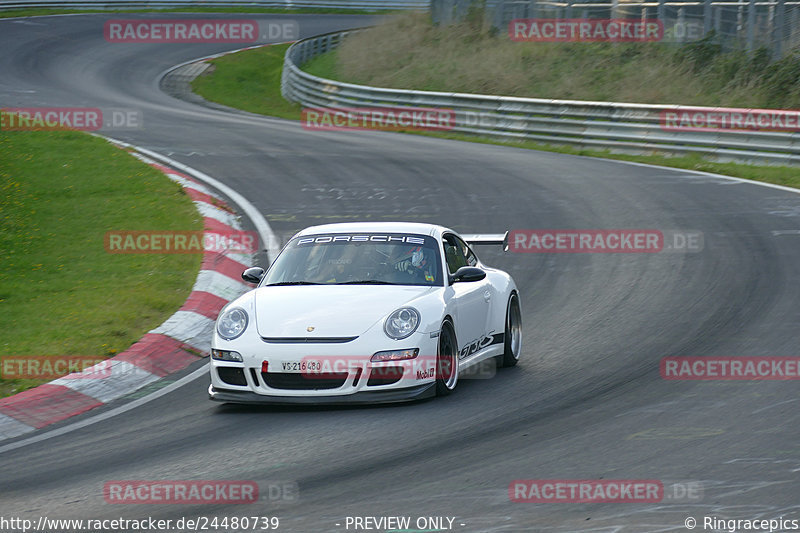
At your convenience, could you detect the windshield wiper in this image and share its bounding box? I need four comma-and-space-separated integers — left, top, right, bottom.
336, 280, 399, 285
265, 281, 322, 286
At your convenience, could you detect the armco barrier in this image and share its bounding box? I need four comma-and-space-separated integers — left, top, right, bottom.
0, 0, 427, 9
281, 29, 800, 166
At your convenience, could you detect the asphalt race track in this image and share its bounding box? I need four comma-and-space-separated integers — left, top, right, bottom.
2, 12, 800, 533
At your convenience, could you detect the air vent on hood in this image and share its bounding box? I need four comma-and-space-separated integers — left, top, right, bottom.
261, 336, 358, 344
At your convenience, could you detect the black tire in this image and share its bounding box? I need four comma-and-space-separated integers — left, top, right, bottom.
498, 292, 522, 368
435, 320, 459, 395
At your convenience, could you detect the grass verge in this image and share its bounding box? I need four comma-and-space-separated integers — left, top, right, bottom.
326, 13, 800, 109
190, 41, 800, 190
0, 129, 202, 397
192, 43, 302, 120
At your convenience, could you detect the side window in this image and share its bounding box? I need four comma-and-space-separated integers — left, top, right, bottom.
443, 235, 477, 274
456, 236, 478, 267
443, 235, 467, 274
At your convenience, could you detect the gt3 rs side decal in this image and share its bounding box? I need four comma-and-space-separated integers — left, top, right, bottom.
458, 333, 504, 360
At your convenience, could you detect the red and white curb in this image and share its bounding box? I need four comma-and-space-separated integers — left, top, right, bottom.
0, 149, 269, 440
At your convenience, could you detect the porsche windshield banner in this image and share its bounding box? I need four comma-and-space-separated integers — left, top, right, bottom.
294, 234, 429, 246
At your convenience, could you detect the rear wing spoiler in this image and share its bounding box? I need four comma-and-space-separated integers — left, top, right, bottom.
462, 232, 509, 252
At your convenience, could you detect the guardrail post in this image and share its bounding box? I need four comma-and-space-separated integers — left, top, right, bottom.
494, 0, 504, 31
746, 0, 756, 53
703, 0, 712, 37
430, 0, 440, 25
657, 0, 665, 25
773, 0, 786, 58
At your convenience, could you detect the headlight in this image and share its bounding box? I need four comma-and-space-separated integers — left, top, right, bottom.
216, 307, 248, 340
383, 307, 420, 340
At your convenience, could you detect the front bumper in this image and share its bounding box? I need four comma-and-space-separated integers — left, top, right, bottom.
210, 324, 440, 400
208, 383, 436, 405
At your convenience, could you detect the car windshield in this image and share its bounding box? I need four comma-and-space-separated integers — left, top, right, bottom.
263, 233, 443, 287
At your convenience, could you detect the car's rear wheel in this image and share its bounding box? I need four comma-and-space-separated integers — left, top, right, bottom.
498, 292, 522, 368
435, 320, 459, 395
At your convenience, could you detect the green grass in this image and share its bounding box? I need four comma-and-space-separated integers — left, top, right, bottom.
303, 48, 339, 80
189, 41, 800, 190
0, 129, 203, 397
192, 43, 302, 120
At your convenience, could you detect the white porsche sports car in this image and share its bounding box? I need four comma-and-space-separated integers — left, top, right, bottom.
208, 222, 521, 404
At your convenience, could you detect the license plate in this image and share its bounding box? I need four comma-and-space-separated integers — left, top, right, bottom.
279, 360, 323, 373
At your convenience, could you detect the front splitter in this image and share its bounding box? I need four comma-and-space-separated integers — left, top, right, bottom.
208, 383, 436, 405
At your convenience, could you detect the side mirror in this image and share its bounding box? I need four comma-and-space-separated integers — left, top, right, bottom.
242, 267, 265, 284
450, 266, 486, 284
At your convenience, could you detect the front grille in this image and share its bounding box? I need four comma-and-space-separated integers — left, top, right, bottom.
262, 371, 348, 390
217, 367, 247, 386
367, 366, 404, 386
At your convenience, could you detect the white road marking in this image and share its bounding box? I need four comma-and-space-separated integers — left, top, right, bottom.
150, 310, 215, 353
52, 360, 160, 403
0, 365, 208, 455
0, 414, 36, 440
192, 269, 252, 300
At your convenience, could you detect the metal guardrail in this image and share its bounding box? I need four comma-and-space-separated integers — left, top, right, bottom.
282, 29, 800, 165
0, 0, 427, 10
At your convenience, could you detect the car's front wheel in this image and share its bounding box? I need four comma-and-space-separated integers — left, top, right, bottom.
435, 320, 459, 395
498, 292, 522, 368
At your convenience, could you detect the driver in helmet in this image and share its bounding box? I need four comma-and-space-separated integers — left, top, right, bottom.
394, 245, 435, 284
